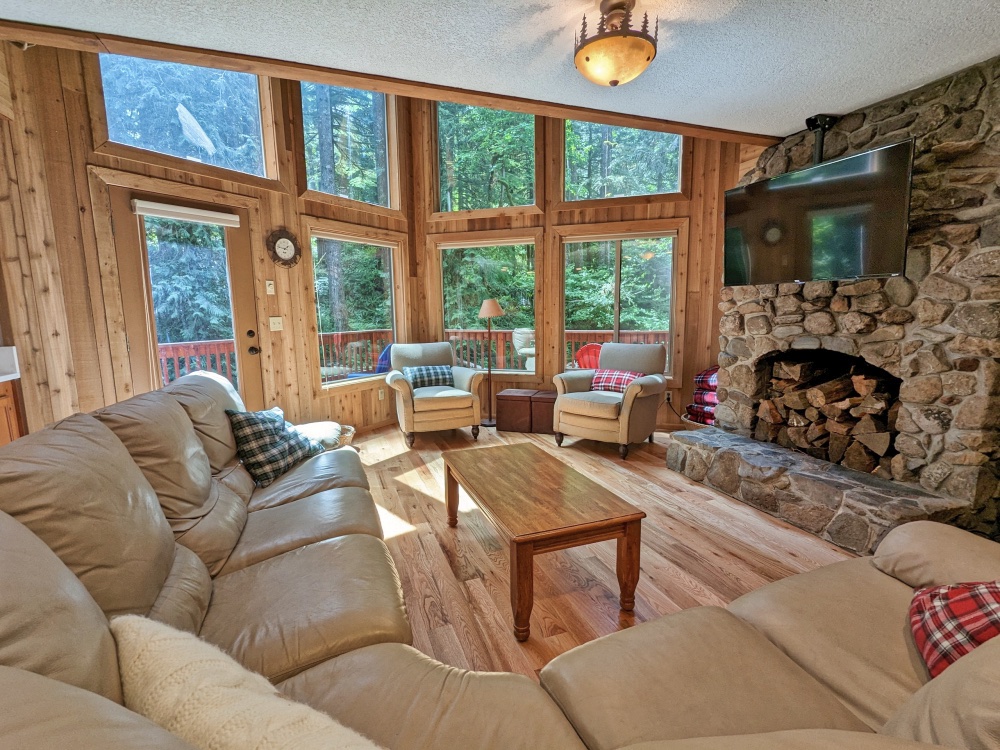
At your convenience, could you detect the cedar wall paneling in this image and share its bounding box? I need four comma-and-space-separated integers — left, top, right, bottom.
0, 40, 754, 434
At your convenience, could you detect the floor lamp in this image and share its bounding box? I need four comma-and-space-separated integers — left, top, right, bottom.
478, 298, 504, 427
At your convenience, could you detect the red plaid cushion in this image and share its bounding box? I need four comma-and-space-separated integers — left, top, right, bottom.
694, 365, 719, 391
693, 389, 719, 406
910, 581, 1000, 678
592, 369, 644, 393
685, 403, 716, 425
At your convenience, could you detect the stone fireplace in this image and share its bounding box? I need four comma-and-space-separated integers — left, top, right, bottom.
666, 54, 1000, 553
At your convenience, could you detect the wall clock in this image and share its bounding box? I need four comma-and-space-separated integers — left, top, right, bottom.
266, 228, 302, 268
761, 220, 785, 247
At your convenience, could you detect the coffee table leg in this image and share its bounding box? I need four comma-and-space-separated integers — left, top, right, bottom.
446, 466, 459, 527
617, 520, 641, 612
510, 540, 534, 641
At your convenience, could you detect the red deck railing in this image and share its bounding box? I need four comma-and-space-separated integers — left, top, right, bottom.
157, 329, 670, 386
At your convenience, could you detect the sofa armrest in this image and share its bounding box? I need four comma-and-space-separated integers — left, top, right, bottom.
554, 370, 596, 395
452, 366, 485, 394
874, 520, 1000, 589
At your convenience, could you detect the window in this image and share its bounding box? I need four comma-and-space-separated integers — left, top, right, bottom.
441, 243, 536, 373
564, 120, 681, 201
99, 54, 266, 177
312, 236, 396, 384
437, 103, 535, 212
564, 236, 674, 373
300, 82, 391, 207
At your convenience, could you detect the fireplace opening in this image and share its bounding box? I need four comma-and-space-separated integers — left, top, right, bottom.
752, 350, 902, 477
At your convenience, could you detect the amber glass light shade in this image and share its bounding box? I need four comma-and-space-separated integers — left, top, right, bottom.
574, 34, 656, 87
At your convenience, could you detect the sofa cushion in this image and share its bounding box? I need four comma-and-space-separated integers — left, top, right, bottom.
219, 488, 383, 575
248, 448, 370, 511
728, 557, 928, 730
172, 480, 248, 575
617, 730, 938, 750
201, 536, 411, 682
0, 666, 196, 750
147, 545, 213, 634
539, 607, 869, 750
0, 413, 174, 619
881, 631, 1000, 749
280, 643, 587, 750
557, 391, 624, 420
163, 371, 245, 472
411, 385, 474, 412
874, 520, 1000, 589
111, 616, 382, 750
0, 508, 123, 704
227, 408, 324, 487
215, 459, 256, 504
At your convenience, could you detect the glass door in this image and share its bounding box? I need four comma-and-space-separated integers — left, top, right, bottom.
111, 189, 264, 408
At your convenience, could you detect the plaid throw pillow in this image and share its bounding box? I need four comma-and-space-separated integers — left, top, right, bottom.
910, 581, 1000, 678
694, 365, 720, 391
225, 407, 324, 487
592, 369, 644, 394
402, 365, 454, 389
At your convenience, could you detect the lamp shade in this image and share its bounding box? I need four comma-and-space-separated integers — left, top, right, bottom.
477, 298, 504, 319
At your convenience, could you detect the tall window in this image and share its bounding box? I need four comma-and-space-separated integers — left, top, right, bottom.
564, 120, 681, 201
441, 244, 536, 373
300, 82, 391, 207
437, 103, 535, 212
564, 236, 674, 373
99, 54, 266, 177
312, 236, 396, 384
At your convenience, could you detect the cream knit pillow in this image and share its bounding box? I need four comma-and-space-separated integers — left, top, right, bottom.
110, 615, 382, 750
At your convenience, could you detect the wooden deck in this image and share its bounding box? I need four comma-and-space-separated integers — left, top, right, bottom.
354, 425, 852, 679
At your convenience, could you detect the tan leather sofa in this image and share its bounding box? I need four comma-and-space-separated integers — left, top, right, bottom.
553, 342, 668, 458
386, 342, 485, 447
0, 369, 994, 750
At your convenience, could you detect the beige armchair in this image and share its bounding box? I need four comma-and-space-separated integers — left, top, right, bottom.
553, 343, 667, 459
386, 342, 486, 448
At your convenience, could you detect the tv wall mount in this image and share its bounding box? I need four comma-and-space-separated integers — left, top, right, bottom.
806, 114, 840, 165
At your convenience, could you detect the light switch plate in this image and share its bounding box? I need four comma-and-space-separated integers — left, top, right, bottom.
268, 316, 283, 331
265, 280, 276, 295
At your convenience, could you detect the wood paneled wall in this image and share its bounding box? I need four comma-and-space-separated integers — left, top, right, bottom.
0, 38, 760, 434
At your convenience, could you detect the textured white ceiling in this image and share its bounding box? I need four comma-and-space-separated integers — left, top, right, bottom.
3, 0, 1000, 136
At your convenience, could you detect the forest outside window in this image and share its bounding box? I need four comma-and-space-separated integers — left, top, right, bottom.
564, 120, 681, 201
300, 82, 391, 207
312, 235, 396, 384
564, 235, 675, 374
437, 103, 535, 212
99, 54, 267, 177
441, 244, 537, 373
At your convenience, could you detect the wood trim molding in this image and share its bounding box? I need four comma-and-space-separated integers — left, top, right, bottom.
0, 19, 781, 147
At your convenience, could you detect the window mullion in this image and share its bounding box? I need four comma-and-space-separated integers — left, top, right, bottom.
613, 239, 623, 342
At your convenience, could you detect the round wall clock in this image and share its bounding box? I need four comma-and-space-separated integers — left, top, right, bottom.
266, 228, 302, 268
761, 221, 785, 247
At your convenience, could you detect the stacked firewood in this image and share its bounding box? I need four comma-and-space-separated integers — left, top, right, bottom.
754, 360, 899, 475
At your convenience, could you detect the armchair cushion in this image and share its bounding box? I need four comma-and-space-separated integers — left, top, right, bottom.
412, 386, 474, 412
402, 365, 454, 389
558, 391, 624, 420
226, 408, 323, 488
593, 369, 645, 393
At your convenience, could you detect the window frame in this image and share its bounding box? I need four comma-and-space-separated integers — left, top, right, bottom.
428, 102, 545, 224
290, 81, 404, 220
427, 227, 545, 382
550, 117, 693, 211
301, 216, 409, 394
86, 53, 287, 192
554, 219, 689, 387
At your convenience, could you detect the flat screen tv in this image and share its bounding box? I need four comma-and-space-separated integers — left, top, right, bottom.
723, 140, 914, 286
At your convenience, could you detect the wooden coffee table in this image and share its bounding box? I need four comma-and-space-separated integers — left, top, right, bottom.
443, 443, 645, 641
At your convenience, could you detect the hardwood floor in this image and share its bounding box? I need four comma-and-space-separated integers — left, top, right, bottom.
354, 425, 852, 679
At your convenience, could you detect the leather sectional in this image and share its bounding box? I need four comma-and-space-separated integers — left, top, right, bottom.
0, 370, 992, 749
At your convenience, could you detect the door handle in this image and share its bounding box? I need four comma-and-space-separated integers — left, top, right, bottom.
248, 346, 261, 356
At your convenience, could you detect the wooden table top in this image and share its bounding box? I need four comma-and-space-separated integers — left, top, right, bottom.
442, 443, 645, 542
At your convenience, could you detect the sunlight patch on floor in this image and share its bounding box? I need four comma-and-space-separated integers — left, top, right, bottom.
391, 466, 478, 512
376, 504, 417, 540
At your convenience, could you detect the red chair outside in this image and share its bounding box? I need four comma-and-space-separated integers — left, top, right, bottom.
574, 343, 602, 369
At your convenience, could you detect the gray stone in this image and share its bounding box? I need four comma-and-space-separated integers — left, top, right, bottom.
951, 301, 1000, 338
915, 298, 954, 326
778, 283, 803, 295
820, 336, 857, 355
683, 450, 710, 482
706, 450, 742, 495
899, 375, 944, 404
718, 300, 737, 313
879, 309, 914, 325
829, 295, 850, 312
802, 281, 835, 300
745, 314, 772, 336
906, 245, 932, 281
895, 434, 927, 457
851, 292, 891, 313
920, 461, 954, 491
739, 481, 781, 513
951, 334, 1000, 357
732, 286, 761, 304
730, 364, 768, 397
665, 442, 687, 473
824, 512, 875, 555
737, 301, 767, 315
942, 466, 999, 506
837, 279, 883, 296
719, 313, 744, 336
954, 396, 1000, 429
839, 311, 877, 334
861, 325, 905, 343
884, 276, 918, 307
790, 336, 822, 350
804, 312, 837, 335
955, 249, 1000, 279
941, 371, 978, 396
913, 406, 953, 434
726, 337, 753, 358
773, 295, 803, 316
912, 345, 952, 375
921, 274, 971, 301
772, 325, 805, 338
943, 68, 987, 112
773, 314, 805, 325
859, 342, 901, 369
756, 284, 779, 299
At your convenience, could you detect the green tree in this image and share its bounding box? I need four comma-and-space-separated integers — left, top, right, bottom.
565, 120, 680, 200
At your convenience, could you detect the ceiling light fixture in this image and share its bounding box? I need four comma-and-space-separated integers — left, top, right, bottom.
574, 0, 657, 87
